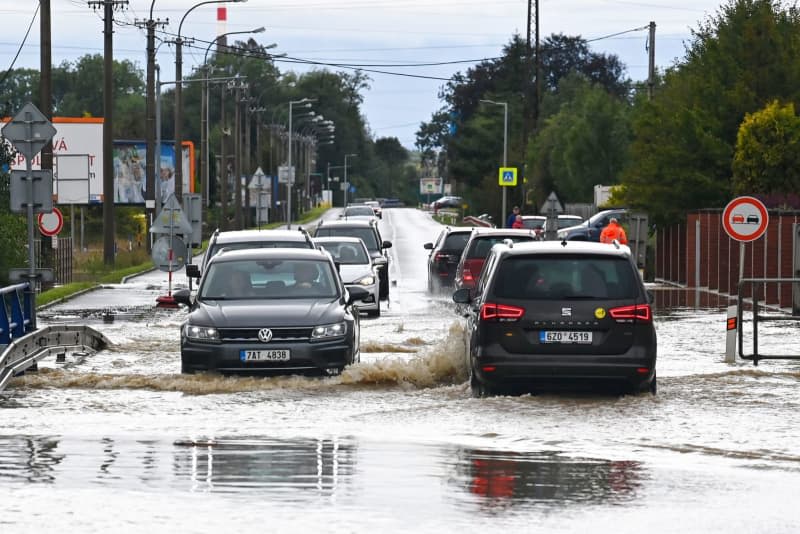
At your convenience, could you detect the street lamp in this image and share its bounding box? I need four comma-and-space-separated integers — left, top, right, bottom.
480, 99, 508, 225
344, 153, 358, 208
175, 0, 246, 200
202, 26, 265, 208
287, 98, 316, 228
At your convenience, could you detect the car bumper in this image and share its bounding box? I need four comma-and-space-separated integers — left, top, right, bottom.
181, 337, 355, 374
473, 344, 656, 391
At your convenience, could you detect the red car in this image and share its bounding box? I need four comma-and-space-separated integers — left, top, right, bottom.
453, 228, 538, 291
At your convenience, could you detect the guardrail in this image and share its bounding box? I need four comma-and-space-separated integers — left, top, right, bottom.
0, 324, 112, 392
1, 282, 35, 346
735, 277, 800, 365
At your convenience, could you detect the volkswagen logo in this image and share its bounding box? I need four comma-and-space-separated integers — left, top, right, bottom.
258, 328, 273, 343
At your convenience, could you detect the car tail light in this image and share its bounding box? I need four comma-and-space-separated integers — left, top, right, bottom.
480, 302, 525, 321
609, 304, 652, 323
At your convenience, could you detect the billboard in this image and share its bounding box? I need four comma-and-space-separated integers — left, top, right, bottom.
0, 117, 194, 205
114, 140, 195, 204
419, 177, 443, 195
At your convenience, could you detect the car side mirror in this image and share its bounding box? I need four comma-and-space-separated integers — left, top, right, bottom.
382, 240, 393, 249
452, 287, 472, 304
423, 242, 433, 250
173, 288, 192, 306
347, 286, 369, 305
185, 264, 200, 279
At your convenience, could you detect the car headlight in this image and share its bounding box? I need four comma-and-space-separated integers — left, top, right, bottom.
312, 322, 347, 339
352, 275, 375, 286
184, 324, 219, 341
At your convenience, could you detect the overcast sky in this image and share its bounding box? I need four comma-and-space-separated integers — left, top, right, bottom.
3, 0, 726, 149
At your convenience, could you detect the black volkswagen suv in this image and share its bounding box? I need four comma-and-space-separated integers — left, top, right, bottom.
313, 219, 392, 300
174, 248, 368, 375
453, 240, 656, 396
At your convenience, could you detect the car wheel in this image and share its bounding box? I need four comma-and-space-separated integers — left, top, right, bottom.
470, 368, 493, 398
180, 360, 195, 375
648, 373, 657, 395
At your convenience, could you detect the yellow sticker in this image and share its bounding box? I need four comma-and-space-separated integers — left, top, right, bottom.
594, 307, 606, 319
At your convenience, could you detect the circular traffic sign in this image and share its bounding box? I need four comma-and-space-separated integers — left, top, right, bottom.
151, 236, 187, 272
37, 207, 64, 237
722, 196, 769, 242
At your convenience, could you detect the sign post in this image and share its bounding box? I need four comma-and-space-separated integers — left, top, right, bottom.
2, 102, 57, 328
721, 196, 769, 363
150, 193, 193, 307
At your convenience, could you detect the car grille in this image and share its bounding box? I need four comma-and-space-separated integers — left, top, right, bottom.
218, 327, 313, 342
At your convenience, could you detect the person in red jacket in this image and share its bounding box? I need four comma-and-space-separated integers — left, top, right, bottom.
600, 217, 628, 244
511, 214, 524, 228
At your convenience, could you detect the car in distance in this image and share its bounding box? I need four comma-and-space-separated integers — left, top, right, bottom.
188, 228, 316, 278
339, 204, 378, 220
453, 228, 538, 291
313, 219, 392, 301
313, 236, 381, 317
556, 209, 628, 242
363, 200, 382, 219
453, 240, 656, 397
174, 248, 368, 375
430, 196, 463, 210
423, 226, 473, 293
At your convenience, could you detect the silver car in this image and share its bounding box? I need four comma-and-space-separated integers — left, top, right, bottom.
313, 236, 382, 317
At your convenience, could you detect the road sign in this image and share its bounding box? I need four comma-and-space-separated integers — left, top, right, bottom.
9, 268, 54, 283
37, 207, 64, 237
722, 196, 769, 242
10, 170, 53, 213
152, 235, 188, 272
540, 191, 564, 214
150, 193, 193, 235
250, 166, 267, 188
1, 102, 57, 161
278, 165, 295, 184
498, 167, 517, 187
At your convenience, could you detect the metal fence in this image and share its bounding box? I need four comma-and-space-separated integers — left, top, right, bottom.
34, 237, 73, 288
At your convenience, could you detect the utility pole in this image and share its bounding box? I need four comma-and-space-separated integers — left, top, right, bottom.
135, 9, 167, 253
233, 81, 243, 229
647, 21, 656, 101
89, 0, 128, 266
40, 0, 53, 268
243, 89, 252, 228
219, 83, 228, 231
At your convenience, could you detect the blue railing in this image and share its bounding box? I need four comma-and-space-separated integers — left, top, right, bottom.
1, 282, 35, 345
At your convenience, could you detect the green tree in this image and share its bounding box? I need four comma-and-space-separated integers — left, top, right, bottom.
0, 143, 26, 285
732, 100, 800, 195
619, 0, 800, 225
529, 73, 631, 204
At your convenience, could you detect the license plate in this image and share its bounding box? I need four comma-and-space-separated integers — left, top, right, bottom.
539, 331, 592, 344
239, 349, 290, 362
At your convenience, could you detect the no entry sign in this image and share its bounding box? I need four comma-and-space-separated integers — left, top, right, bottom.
722, 196, 769, 242
38, 207, 64, 237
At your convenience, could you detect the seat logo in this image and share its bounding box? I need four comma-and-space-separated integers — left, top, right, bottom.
595, 308, 606, 319
561, 307, 572, 317
258, 328, 273, 343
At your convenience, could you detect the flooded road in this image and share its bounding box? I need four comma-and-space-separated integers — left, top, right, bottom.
3, 208, 800, 533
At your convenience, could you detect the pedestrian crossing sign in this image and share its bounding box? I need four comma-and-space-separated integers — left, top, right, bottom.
498, 167, 517, 187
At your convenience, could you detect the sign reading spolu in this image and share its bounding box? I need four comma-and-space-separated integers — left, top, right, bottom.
498, 167, 517, 187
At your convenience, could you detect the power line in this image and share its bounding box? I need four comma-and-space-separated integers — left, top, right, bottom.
0, 1, 40, 87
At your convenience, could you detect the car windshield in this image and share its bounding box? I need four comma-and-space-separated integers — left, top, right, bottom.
200, 259, 339, 300
521, 217, 545, 230
319, 241, 370, 264
558, 217, 583, 229
315, 227, 379, 251
467, 235, 535, 259
492, 255, 638, 300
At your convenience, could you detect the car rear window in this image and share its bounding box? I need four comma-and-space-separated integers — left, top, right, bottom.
492, 255, 639, 300
315, 227, 379, 251
442, 232, 470, 252
467, 235, 535, 259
